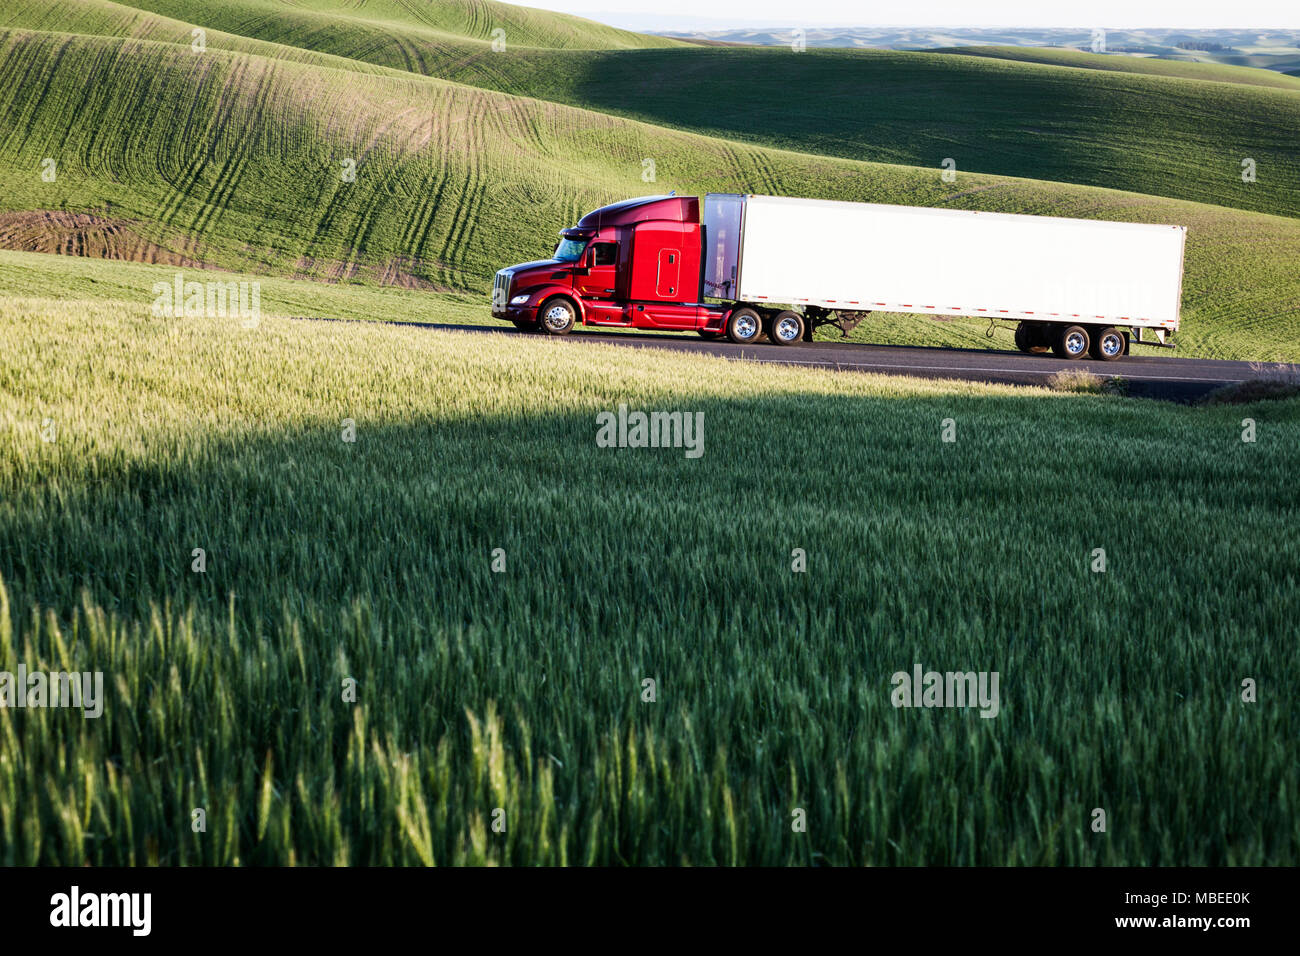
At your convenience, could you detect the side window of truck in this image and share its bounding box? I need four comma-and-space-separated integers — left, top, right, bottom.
591, 243, 617, 266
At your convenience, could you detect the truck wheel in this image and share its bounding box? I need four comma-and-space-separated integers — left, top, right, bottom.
539, 297, 577, 335
726, 307, 763, 344
1052, 324, 1090, 360
1090, 326, 1125, 361
1014, 322, 1049, 354
768, 310, 805, 346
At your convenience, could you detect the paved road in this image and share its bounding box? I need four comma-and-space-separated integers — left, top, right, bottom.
552, 329, 1255, 402
302, 318, 1270, 401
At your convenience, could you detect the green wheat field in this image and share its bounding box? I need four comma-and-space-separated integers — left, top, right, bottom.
0, 0, 1297, 865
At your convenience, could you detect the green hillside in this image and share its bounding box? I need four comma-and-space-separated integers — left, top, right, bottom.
6, 4, 1297, 219
0, 0, 423, 73
0, 0, 683, 81
21, 1, 1292, 219
15, 0, 681, 59
127, 0, 682, 48
1, 28, 1298, 359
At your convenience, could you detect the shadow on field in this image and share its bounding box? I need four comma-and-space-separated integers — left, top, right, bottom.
2, 389, 1297, 865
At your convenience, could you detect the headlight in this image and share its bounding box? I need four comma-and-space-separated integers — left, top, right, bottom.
510, 294, 531, 305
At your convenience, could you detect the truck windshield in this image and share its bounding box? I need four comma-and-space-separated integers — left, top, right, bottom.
553, 238, 587, 262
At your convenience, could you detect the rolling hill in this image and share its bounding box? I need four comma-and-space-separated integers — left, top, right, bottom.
0, 2, 1297, 360
10, 1, 1295, 220
0, 24, 1299, 359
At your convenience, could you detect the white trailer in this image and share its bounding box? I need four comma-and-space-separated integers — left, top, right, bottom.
702, 193, 1187, 359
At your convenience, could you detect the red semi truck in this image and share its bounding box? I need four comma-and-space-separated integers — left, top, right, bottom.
490, 193, 1187, 360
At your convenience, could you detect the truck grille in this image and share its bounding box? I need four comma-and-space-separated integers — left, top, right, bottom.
492, 270, 511, 313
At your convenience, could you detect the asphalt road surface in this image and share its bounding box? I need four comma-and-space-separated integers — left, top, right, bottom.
305, 318, 1272, 402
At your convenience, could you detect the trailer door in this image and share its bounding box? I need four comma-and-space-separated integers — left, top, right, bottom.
702, 193, 744, 300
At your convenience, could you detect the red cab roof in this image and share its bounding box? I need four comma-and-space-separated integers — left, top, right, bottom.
575, 195, 699, 230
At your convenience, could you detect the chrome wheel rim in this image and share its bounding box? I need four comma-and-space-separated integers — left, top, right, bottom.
733, 314, 757, 339
1066, 331, 1086, 355
1102, 334, 1122, 356
544, 305, 571, 330
775, 316, 801, 341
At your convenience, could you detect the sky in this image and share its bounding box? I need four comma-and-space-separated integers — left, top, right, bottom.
518, 1, 1300, 31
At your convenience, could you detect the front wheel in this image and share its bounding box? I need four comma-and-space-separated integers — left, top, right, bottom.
538, 297, 577, 335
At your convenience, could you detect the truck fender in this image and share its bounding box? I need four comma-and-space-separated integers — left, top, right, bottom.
527, 286, 585, 322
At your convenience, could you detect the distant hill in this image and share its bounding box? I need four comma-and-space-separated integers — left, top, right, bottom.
649, 26, 1300, 70
420, 47, 1300, 220
935, 45, 1300, 90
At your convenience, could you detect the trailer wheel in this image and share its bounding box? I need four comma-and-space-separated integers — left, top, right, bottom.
768, 310, 805, 346
1052, 324, 1090, 360
726, 307, 763, 344
1014, 322, 1049, 354
1090, 326, 1125, 361
538, 297, 577, 335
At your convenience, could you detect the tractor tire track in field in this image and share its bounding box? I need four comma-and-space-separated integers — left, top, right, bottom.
714, 140, 750, 194
403, 102, 452, 286
188, 62, 274, 239
391, 29, 430, 76
746, 145, 781, 195
507, 94, 549, 156
156, 55, 257, 232
192, 59, 279, 239
343, 104, 442, 271
304, 176, 346, 273
0, 32, 74, 158
60, 40, 123, 175
435, 96, 491, 285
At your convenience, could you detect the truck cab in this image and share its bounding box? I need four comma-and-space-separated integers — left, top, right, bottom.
491, 195, 726, 335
